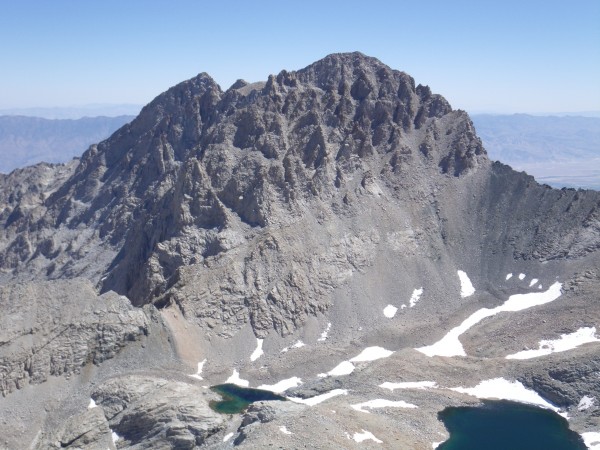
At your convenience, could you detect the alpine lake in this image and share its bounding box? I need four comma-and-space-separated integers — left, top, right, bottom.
209, 384, 287, 414
209, 386, 588, 449
437, 400, 587, 450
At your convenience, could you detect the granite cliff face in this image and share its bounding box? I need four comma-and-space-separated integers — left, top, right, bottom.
0, 53, 599, 449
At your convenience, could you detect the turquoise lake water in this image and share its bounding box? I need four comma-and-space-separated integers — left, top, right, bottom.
438, 400, 586, 450
209, 383, 287, 414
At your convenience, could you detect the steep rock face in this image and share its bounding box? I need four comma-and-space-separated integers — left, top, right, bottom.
0, 279, 148, 396
0, 53, 489, 331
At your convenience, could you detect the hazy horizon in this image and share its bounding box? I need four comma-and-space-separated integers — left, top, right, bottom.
1, 1, 598, 115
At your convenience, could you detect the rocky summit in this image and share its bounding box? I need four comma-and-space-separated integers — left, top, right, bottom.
0, 52, 599, 449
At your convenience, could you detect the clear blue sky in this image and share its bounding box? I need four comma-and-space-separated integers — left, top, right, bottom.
1, 0, 599, 114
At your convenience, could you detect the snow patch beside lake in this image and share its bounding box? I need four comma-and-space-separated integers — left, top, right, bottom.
351, 399, 418, 413
416, 282, 562, 357
506, 327, 599, 360
581, 432, 600, 449
226, 369, 249, 387
287, 389, 348, 406
257, 377, 302, 393
450, 378, 562, 413
457, 271, 475, 297
379, 381, 437, 391
250, 339, 264, 361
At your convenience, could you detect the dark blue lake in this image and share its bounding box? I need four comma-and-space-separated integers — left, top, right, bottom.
209, 383, 286, 414
438, 400, 586, 450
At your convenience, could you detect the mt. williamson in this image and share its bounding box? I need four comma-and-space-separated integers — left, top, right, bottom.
1, 53, 599, 449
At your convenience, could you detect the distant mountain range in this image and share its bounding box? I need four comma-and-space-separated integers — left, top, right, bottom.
0, 115, 135, 174
471, 114, 600, 190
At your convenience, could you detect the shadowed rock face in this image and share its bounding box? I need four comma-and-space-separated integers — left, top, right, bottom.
0, 53, 599, 449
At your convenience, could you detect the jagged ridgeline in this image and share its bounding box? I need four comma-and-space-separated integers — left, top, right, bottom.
0, 53, 599, 449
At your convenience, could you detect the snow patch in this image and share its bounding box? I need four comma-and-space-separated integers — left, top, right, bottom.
401, 304, 407, 309
287, 389, 348, 406
506, 327, 599, 360
578, 396, 596, 411
257, 377, 302, 393
281, 340, 306, 353
506, 273, 513, 280
409, 287, 424, 307
352, 430, 383, 444
518, 273, 526, 280
111, 430, 120, 443
582, 432, 600, 449
383, 304, 398, 318
88, 398, 97, 409
318, 323, 331, 342
351, 399, 418, 413
189, 358, 207, 380
349, 346, 394, 362
457, 270, 475, 297
450, 378, 562, 413
529, 278, 539, 287
223, 432, 234, 442
279, 426, 293, 435
226, 369, 249, 387
250, 338, 264, 361
432, 442, 443, 449
379, 381, 437, 391
318, 360, 355, 377
417, 282, 562, 357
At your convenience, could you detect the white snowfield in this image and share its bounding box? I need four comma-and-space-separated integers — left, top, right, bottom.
578, 396, 596, 411
416, 282, 562, 357
222, 432, 233, 442
281, 340, 306, 352
349, 346, 394, 362
88, 398, 97, 409
279, 426, 293, 435
257, 377, 302, 393
351, 430, 383, 444
506, 327, 599, 360
225, 369, 249, 387
351, 399, 418, 413
189, 359, 207, 380
379, 381, 437, 391
519, 273, 526, 280
409, 287, 424, 307
457, 271, 475, 297
383, 304, 398, 318
450, 378, 563, 414
250, 338, 264, 361
506, 273, 513, 280
318, 346, 394, 378
318, 361, 355, 377
318, 323, 332, 341
287, 389, 348, 406
582, 432, 600, 450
